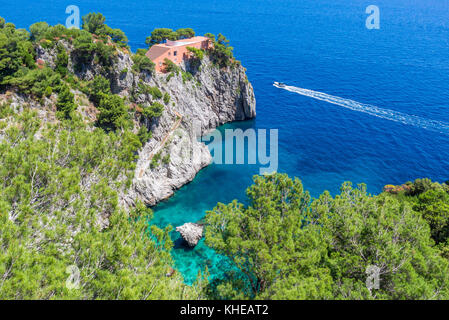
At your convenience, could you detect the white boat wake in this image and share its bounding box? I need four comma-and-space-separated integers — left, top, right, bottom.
277, 84, 449, 134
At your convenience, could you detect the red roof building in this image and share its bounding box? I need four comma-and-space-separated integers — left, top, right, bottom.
146, 36, 211, 73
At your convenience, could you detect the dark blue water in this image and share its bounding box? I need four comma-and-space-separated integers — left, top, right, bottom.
3, 0, 449, 283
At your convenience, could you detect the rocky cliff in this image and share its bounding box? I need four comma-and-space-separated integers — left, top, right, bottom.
35, 42, 256, 208
125, 57, 256, 207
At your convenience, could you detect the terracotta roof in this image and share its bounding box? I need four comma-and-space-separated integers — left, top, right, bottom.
146, 45, 171, 60
145, 36, 209, 61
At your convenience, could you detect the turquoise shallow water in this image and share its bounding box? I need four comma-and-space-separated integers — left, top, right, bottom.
3, 0, 449, 283
151, 123, 260, 283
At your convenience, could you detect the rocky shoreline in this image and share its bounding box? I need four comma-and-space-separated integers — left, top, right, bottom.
124, 57, 256, 207
7, 39, 256, 210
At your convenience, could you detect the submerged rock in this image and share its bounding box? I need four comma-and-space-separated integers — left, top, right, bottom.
176, 223, 204, 247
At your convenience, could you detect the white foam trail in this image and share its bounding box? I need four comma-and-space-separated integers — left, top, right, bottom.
279, 85, 449, 134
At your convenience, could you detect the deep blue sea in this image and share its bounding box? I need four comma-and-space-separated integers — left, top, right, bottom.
3, 0, 449, 283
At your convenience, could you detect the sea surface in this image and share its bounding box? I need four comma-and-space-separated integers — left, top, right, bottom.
2, 0, 449, 283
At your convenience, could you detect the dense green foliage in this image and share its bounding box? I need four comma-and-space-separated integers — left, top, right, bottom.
82, 13, 128, 48
163, 92, 170, 104
0, 22, 39, 88
145, 28, 195, 46
7, 67, 61, 99
72, 30, 117, 73
96, 94, 129, 131
131, 50, 155, 74
89, 75, 111, 104
56, 84, 76, 118
205, 174, 449, 300
0, 14, 127, 97
55, 44, 69, 77
205, 33, 235, 68
187, 46, 204, 61
142, 102, 165, 120
0, 108, 206, 299
385, 179, 449, 246
137, 125, 152, 144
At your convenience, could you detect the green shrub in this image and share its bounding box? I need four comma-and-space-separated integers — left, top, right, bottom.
163, 58, 180, 74
0, 102, 13, 119
150, 152, 162, 169
149, 86, 162, 100
55, 44, 69, 77
137, 125, 152, 144
162, 154, 170, 165
187, 46, 204, 60
89, 75, 111, 104
163, 92, 170, 104
29, 21, 50, 41
44, 86, 53, 97
206, 33, 234, 68
56, 85, 76, 118
82, 13, 129, 48
7, 67, 61, 98
143, 102, 164, 119
132, 53, 155, 74
72, 30, 116, 72
145, 28, 195, 46
0, 21, 35, 86
97, 94, 129, 130
182, 71, 193, 83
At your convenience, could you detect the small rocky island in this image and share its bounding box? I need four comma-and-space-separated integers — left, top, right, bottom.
176, 223, 204, 247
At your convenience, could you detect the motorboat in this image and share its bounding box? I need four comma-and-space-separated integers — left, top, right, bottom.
274, 82, 286, 88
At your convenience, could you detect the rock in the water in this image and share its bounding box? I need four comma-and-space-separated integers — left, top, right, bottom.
176, 223, 204, 247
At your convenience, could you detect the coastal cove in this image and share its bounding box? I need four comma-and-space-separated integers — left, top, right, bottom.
3, 0, 449, 286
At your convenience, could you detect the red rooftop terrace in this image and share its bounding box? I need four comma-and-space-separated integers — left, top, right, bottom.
145, 36, 212, 73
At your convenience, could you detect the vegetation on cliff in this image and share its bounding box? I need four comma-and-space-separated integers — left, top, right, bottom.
145, 27, 195, 46
0, 14, 210, 300
2, 13, 445, 301
146, 27, 236, 68
0, 108, 209, 299
204, 174, 449, 300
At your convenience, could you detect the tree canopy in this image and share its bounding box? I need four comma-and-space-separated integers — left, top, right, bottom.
205, 174, 449, 300
0, 109, 207, 299
145, 28, 195, 46
82, 13, 128, 48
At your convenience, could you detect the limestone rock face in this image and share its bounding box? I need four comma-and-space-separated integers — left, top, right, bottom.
34, 43, 256, 208
125, 57, 256, 207
176, 223, 204, 247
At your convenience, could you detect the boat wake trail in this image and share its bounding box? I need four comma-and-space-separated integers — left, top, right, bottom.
280, 85, 449, 134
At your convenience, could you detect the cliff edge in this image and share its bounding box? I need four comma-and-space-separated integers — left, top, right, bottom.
31, 37, 256, 208
126, 57, 256, 207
